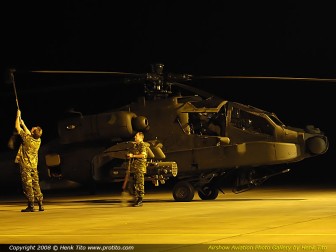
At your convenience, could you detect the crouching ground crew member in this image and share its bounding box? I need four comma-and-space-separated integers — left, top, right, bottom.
15, 109, 44, 212
126, 132, 148, 207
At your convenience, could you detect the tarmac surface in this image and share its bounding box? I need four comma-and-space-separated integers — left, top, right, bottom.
0, 184, 335, 252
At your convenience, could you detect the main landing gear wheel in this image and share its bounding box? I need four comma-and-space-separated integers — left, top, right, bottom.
173, 181, 195, 202
198, 184, 219, 200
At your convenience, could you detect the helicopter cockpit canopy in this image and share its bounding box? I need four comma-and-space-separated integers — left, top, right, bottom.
176, 97, 228, 137
178, 96, 228, 113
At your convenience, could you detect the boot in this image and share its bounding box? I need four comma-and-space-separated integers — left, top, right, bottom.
21, 202, 35, 212
133, 197, 143, 207
38, 200, 44, 211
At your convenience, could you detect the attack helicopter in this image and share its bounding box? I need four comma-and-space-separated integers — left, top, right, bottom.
1, 63, 329, 201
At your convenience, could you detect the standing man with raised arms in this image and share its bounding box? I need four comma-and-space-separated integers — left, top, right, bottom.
15, 109, 44, 212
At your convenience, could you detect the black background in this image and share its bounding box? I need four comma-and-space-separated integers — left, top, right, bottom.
0, 1, 335, 185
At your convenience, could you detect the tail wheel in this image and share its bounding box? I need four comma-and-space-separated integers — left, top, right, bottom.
198, 184, 219, 200
172, 181, 195, 202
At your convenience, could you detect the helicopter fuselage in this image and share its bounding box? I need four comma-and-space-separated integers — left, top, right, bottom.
0, 94, 328, 202
128, 95, 328, 170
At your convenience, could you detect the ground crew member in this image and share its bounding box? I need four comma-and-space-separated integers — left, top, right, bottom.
127, 132, 147, 207
15, 109, 44, 212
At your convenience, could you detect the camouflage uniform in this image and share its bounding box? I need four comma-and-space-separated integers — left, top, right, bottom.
129, 141, 147, 200
15, 130, 43, 205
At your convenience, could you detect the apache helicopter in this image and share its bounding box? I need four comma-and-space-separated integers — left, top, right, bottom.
1, 63, 329, 201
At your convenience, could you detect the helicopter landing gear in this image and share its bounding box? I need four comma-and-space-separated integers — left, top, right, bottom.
198, 184, 219, 200
172, 181, 195, 202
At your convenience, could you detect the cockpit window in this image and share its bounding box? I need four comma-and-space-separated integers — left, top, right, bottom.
268, 114, 284, 127
188, 109, 227, 136
231, 108, 274, 136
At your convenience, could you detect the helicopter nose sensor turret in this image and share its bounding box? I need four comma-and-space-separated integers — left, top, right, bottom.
306, 136, 328, 155
303, 125, 329, 155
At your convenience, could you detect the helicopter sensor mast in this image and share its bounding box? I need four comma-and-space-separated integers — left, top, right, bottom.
144, 63, 192, 99
145, 63, 166, 96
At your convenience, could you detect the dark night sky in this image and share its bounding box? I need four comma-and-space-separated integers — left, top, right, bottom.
0, 1, 335, 184
2, 1, 336, 74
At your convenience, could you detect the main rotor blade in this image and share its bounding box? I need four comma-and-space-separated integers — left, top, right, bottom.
195, 75, 336, 82
31, 70, 143, 77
